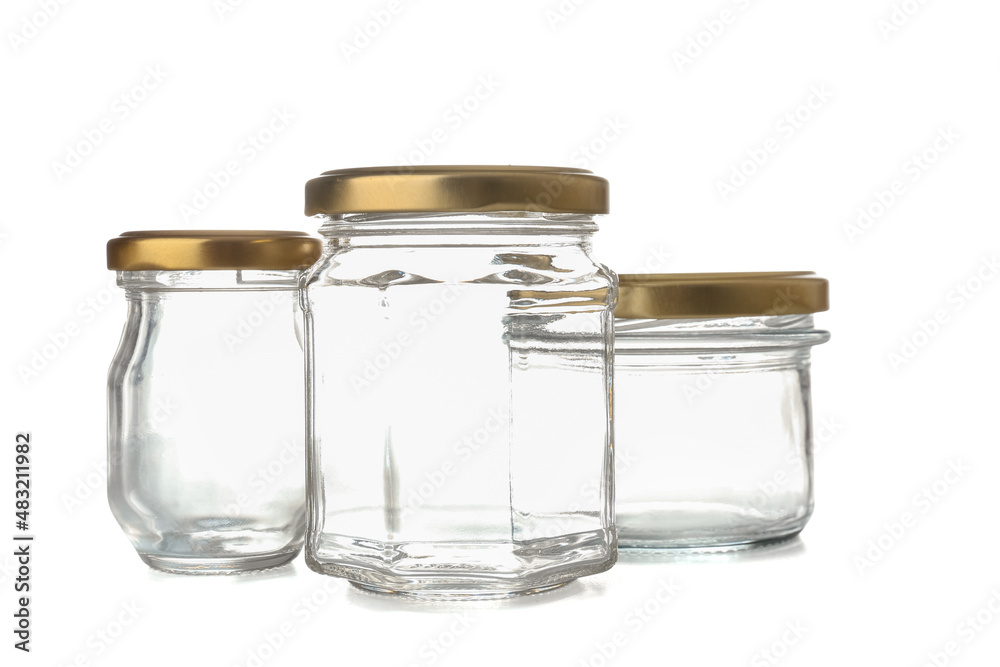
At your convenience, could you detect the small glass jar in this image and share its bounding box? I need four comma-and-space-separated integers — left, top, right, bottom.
301, 166, 617, 597
106, 231, 321, 573
614, 272, 830, 550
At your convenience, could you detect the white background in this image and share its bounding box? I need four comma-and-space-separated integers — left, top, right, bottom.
2, 1, 1000, 665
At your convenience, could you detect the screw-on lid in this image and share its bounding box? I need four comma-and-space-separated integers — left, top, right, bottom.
106, 231, 322, 271
304, 165, 610, 216
616, 272, 829, 319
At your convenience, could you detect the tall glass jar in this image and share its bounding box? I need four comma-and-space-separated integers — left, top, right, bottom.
614, 272, 830, 550
106, 231, 321, 573
301, 166, 617, 597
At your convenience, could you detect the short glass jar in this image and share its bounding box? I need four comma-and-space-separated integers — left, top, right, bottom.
301, 166, 617, 597
614, 272, 830, 550
106, 231, 321, 573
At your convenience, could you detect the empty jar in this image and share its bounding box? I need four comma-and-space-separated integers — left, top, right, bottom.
614, 272, 830, 549
301, 166, 617, 597
106, 231, 321, 573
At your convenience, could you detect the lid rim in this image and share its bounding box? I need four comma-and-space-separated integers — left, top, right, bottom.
106, 231, 322, 271
615, 272, 830, 319
304, 165, 610, 216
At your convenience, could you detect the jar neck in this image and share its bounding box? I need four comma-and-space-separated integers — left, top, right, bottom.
615, 314, 819, 333
316, 211, 598, 247
615, 314, 831, 353
116, 270, 300, 294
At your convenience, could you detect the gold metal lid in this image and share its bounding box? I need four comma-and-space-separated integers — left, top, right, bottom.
107, 231, 322, 271
304, 166, 609, 216
616, 272, 829, 319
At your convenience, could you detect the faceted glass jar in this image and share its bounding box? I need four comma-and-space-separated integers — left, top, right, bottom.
108, 269, 308, 573
615, 314, 830, 550
302, 212, 617, 597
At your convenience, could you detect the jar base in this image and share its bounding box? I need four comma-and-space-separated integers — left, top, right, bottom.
139, 548, 300, 575
306, 528, 615, 598
617, 504, 810, 551
619, 530, 803, 552
348, 579, 569, 600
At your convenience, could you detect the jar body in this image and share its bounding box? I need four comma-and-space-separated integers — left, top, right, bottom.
107, 270, 307, 573
615, 315, 829, 550
303, 213, 616, 597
